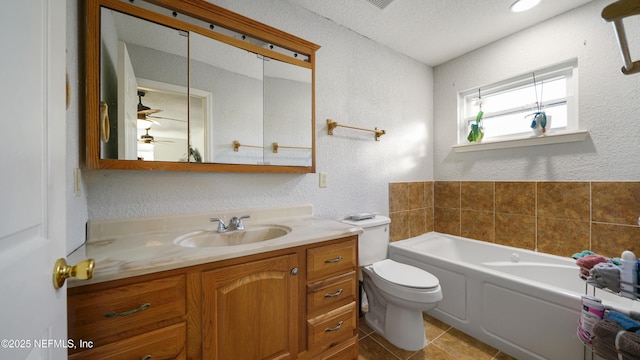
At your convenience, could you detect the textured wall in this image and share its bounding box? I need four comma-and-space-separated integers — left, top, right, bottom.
433, 0, 640, 181
81, 0, 433, 221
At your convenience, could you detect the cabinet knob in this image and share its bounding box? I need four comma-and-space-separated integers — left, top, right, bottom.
291, 267, 299, 275
52, 258, 95, 289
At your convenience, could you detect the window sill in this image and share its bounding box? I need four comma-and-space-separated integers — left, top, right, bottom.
452, 130, 589, 153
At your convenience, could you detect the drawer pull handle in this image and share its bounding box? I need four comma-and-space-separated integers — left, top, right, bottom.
324, 321, 344, 332
105, 303, 151, 318
141, 356, 152, 360
324, 289, 343, 298
324, 256, 343, 264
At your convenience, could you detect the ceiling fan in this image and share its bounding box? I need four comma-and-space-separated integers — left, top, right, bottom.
137, 90, 161, 116
138, 127, 173, 144
137, 91, 162, 128
137, 90, 186, 125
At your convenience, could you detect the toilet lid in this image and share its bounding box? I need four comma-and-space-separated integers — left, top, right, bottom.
372, 259, 439, 289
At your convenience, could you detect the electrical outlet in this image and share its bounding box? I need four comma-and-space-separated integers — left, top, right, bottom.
319, 172, 328, 188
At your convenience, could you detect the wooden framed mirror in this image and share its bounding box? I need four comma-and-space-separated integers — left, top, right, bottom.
86, 0, 320, 173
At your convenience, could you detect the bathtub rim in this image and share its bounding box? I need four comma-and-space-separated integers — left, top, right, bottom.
388, 231, 640, 310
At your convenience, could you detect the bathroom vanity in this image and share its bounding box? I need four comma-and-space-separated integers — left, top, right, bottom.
66, 206, 361, 359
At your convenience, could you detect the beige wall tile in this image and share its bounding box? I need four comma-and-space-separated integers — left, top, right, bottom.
592, 222, 640, 259
409, 182, 426, 210
390, 180, 640, 257
537, 182, 590, 221
425, 181, 434, 208
389, 182, 408, 213
435, 181, 460, 209
389, 212, 409, 242
537, 217, 589, 256
495, 213, 536, 250
435, 207, 460, 236
426, 206, 434, 232
592, 182, 640, 226
461, 210, 494, 242
495, 182, 535, 216
408, 209, 427, 238
461, 182, 494, 212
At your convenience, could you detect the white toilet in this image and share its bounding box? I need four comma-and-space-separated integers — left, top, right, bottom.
342, 215, 442, 351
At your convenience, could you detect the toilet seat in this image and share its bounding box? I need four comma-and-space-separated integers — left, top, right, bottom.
364, 259, 442, 304
372, 259, 439, 289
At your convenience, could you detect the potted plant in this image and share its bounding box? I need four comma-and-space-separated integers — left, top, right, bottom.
467, 89, 485, 143
467, 109, 484, 142
527, 74, 550, 135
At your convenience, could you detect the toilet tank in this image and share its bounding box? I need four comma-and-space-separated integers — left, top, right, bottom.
341, 215, 391, 266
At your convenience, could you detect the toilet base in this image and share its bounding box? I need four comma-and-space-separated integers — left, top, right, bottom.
364, 304, 428, 351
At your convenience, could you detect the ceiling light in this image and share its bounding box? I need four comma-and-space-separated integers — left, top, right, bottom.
510, 0, 541, 13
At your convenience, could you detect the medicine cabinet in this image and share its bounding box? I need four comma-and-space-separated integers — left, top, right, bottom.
86, 0, 320, 173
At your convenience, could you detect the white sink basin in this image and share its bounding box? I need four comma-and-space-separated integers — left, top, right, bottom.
174, 225, 291, 248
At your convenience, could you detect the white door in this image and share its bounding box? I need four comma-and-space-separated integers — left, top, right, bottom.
0, 2, 68, 359
117, 41, 139, 160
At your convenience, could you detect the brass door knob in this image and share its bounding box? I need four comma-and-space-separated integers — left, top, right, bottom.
53, 258, 95, 289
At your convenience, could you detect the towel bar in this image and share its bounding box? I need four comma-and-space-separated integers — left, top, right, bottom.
602, 0, 640, 75
272, 143, 311, 153
326, 119, 386, 141
233, 140, 263, 152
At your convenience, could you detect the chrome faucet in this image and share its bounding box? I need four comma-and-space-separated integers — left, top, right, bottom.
210, 215, 250, 233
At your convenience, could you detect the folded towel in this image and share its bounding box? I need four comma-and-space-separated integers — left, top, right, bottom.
618, 331, 640, 359
606, 311, 640, 334
605, 305, 640, 322
593, 319, 623, 341
577, 255, 609, 278
592, 319, 640, 360
593, 336, 619, 360
573, 250, 596, 259
590, 262, 621, 291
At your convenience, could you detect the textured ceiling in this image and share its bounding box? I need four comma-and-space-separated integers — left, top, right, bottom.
287, 0, 596, 66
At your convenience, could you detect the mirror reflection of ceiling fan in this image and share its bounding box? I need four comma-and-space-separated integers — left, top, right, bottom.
137, 90, 186, 128
138, 127, 173, 144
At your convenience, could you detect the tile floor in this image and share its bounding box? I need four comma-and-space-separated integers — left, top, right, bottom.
358, 313, 517, 360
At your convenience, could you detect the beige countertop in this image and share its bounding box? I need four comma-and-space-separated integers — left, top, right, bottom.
68, 205, 362, 287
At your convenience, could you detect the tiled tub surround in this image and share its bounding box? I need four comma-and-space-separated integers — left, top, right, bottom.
389, 181, 640, 258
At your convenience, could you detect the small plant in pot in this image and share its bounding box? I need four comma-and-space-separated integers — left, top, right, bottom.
527, 74, 550, 135
467, 109, 484, 143
467, 89, 484, 143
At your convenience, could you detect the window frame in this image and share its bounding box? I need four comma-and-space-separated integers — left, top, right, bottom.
457, 60, 579, 146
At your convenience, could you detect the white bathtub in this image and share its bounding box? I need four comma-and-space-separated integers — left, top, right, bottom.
388, 232, 640, 360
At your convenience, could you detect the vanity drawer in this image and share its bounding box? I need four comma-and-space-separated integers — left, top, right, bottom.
307, 272, 357, 317
69, 322, 186, 360
310, 336, 357, 360
307, 302, 357, 355
307, 239, 357, 282
68, 274, 186, 346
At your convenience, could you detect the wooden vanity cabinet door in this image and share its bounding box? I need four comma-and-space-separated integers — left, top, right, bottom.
202, 254, 299, 360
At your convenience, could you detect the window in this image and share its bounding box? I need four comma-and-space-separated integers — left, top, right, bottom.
458, 60, 578, 144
